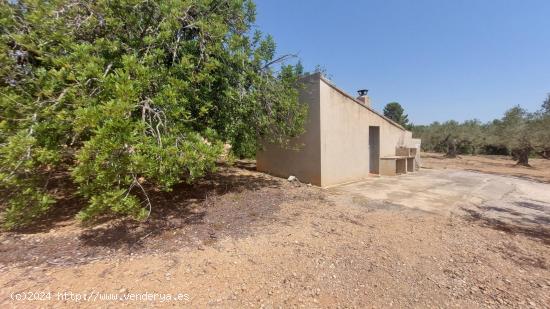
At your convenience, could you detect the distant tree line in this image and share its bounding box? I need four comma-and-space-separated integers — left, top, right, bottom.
411, 94, 550, 166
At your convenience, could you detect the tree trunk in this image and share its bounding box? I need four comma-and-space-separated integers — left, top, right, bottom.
515, 148, 531, 166
446, 139, 458, 158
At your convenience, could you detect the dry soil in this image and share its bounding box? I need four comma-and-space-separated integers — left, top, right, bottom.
0, 156, 549, 308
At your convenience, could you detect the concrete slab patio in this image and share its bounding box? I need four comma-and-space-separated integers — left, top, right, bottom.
329, 169, 550, 241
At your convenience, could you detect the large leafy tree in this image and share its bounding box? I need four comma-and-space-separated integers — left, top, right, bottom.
383, 102, 409, 127
494, 106, 534, 166
0, 0, 306, 229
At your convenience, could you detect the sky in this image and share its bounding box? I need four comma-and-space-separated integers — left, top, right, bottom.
254, 0, 550, 125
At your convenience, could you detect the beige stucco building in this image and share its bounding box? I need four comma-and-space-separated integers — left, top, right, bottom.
257, 73, 420, 187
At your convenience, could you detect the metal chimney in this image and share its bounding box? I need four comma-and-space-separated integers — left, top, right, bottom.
356, 89, 371, 107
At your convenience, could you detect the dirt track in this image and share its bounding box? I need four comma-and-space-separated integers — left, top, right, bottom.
1, 156, 549, 308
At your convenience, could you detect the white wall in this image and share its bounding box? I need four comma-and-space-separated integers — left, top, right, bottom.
257, 74, 415, 187
319, 77, 412, 186
256, 74, 322, 185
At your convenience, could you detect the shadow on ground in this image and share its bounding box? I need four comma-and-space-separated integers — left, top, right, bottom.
0, 163, 319, 267
79, 166, 284, 249
461, 203, 550, 245
463, 169, 550, 185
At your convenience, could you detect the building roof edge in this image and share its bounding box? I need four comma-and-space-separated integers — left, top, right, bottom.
310, 74, 407, 132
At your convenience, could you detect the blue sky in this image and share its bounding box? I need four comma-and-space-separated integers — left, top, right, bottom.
254, 0, 550, 125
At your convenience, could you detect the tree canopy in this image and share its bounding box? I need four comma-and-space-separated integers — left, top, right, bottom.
383, 102, 409, 127
0, 0, 306, 229
542, 93, 550, 114
412, 95, 550, 165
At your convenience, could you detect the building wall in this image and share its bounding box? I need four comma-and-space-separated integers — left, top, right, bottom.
256, 74, 322, 185
256, 73, 415, 187
319, 77, 413, 186
319, 80, 368, 186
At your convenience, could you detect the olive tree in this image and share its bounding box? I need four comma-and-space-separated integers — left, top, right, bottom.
495, 106, 534, 166
532, 94, 550, 159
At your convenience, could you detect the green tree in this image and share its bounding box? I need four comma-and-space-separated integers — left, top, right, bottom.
542, 93, 550, 114
383, 102, 409, 127
410, 95, 550, 163
413, 119, 494, 157
532, 94, 550, 159
0, 0, 306, 229
495, 106, 533, 166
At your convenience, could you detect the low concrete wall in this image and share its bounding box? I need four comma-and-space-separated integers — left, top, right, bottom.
407, 158, 415, 172
380, 158, 397, 176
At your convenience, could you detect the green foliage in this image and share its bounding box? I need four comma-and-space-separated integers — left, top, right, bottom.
494, 107, 531, 150
492, 106, 535, 165
532, 94, 550, 158
2, 187, 56, 230
412, 120, 479, 156
76, 189, 145, 223
383, 102, 409, 127
412, 97, 550, 165
0, 0, 306, 229
542, 93, 550, 115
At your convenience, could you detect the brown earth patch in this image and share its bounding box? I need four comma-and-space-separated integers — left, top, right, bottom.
0, 160, 549, 308
421, 152, 550, 183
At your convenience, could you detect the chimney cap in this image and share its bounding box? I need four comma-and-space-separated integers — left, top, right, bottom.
357, 89, 369, 96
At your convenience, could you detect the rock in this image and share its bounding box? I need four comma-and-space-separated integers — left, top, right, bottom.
288, 175, 298, 182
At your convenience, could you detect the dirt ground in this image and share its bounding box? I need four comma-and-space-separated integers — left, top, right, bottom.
421, 152, 550, 183
1, 156, 549, 308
